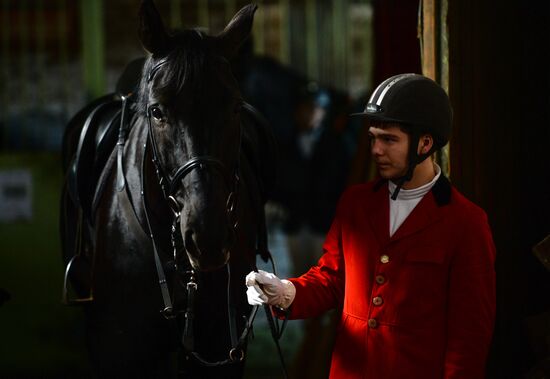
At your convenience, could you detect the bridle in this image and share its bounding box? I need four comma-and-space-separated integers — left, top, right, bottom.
141, 55, 260, 366
146, 59, 241, 224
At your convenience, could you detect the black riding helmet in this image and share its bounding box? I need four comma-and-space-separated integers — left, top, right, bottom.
351, 73, 452, 199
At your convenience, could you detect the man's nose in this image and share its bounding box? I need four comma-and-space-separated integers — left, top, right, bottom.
371, 138, 383, 156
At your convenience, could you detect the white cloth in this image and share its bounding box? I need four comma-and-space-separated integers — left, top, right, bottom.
245, 270, 296, 309
388, 164, 441, 236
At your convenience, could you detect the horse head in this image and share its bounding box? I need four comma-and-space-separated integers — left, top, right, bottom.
137, 0, 257, 271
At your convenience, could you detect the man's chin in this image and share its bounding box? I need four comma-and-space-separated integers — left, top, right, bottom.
377, 166, 393, 178
377, 168, 406, 181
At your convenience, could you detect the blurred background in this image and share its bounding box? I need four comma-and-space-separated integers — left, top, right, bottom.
0, 0, 549, 378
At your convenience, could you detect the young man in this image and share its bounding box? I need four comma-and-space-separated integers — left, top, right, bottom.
246, 74, 496, 379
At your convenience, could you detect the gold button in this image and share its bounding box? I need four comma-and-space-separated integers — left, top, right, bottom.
372, 296, 383, 306
380, 254, 390, 264
375, 275, 385, 284
368, 318, 378, 328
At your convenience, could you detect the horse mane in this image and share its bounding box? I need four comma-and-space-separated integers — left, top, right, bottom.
136, 29, 208, 114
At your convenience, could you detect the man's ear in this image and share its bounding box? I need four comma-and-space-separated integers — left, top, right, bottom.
138, 0, 171, 56
418, 134, 434, 155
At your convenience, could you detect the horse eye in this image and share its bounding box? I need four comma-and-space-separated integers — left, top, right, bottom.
150, 106, 164, 122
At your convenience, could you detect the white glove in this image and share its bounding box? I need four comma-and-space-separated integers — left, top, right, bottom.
245, 270, 296, 309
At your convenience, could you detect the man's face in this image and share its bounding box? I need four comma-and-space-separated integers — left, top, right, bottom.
368, 123, 409, 180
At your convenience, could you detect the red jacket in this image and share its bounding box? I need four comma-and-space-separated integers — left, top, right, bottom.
286, 177, 496, 379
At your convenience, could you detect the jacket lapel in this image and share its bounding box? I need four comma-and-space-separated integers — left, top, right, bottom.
390, 190, 443, 243
366, 181, 390, 247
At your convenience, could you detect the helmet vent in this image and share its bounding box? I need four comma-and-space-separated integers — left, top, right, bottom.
375, 73, 416, 106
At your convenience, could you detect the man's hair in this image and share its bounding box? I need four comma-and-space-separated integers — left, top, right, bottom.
369, 120, 411, 136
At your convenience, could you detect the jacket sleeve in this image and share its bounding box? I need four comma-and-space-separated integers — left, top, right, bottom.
285, 193, 348, 319
444, 208, 496, 379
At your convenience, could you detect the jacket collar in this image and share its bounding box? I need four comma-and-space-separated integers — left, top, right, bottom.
373, 174, 451, 207
369, 175, 452, 244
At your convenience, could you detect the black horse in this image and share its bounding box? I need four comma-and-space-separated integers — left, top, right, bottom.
60, 2, 276, 377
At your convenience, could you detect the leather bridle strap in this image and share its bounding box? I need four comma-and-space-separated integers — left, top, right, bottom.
116, 94, 131, 192
169, 156, 233, 197
140, 143, 176, 318
226, 263, 239, 348
181, 265, 260, 367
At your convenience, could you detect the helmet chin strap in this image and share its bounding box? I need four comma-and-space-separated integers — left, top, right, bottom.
390, 130, 432, 200
390, 164, 416, 200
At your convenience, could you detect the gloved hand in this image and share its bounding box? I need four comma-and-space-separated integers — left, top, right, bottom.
245, 270, 296, 309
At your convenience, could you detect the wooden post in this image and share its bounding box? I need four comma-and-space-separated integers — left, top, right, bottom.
421, 0, 450, 177
197, 0, 210, 31
305, 0, 318, 80
332, 0, 348, 90
438, 0, 450, 176
80, 0, 105, 100
170, 0, 182, 29
18, 0, 30, 143
35, 0, 47, 144
421, 0, 438, 79
1, 0, 10, 146
279, 0, 290, 65
36, 0, 45, 109
58, 0, 69, 115
252, 0, 264, 55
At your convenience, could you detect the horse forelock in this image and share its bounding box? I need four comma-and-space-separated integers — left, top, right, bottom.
137, 29, 209, 113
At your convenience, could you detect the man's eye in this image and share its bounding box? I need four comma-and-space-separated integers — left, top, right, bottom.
150, 106, 164, 122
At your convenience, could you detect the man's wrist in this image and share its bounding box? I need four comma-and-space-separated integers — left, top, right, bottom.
279, 279, 296, 309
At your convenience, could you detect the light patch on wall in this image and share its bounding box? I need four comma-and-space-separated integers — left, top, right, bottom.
0, 169, 33, 222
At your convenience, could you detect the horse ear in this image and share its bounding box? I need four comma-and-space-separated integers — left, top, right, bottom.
215, 4, 257, 59
138, 0, 171, 56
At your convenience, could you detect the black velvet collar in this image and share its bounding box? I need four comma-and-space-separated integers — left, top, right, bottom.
373, 174, 452, 206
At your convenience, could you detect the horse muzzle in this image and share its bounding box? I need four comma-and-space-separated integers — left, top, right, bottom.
183, 227, 231, 271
